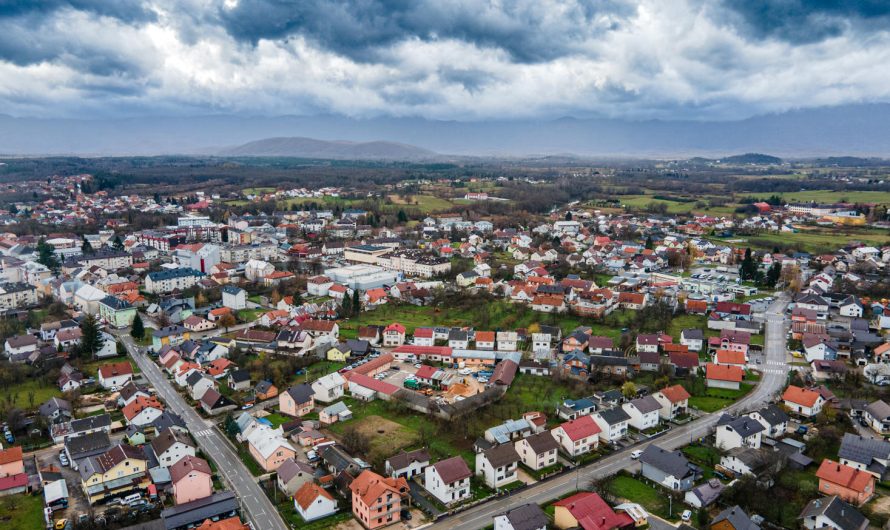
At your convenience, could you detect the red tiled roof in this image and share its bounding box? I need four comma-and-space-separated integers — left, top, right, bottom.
782, 385, 821, 407
816, 459, 873, 493
659, 384, 691, 403
557, 415, 601, 441
705, 363, 744, 382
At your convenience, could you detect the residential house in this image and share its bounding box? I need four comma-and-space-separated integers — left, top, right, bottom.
653, 385, 691, 420
782, 385, 825, 417
311, 372, 346, 403
494, 503, 549, 530
280, 384, 315, 417
424, 456, 472, 505
151, 427, 196, 468
639, 444, 698, 491
382, 323, 406, 347
476, 444, 520, 489
385, 449, 430, 480
715, 414, 764, 450
681, 328, 704, 352
838, 433, 890, 479
79, 444, 148, 505
552, 416, 601, 457
592, 408, 631, 444
747, 404, 789, 439
348, 470, 409, 529
294, 482, 338, 522
799, 496, 868, 530
170, 455, 213, 505
706, 363, 744, 390
276, 458, 315, 496
816, 459, 875, 506
622, 396, 662, 431
552, 491, 634, 530
514, 431, 559, 471
319, 402, 352, 425
864, 400, 890, 436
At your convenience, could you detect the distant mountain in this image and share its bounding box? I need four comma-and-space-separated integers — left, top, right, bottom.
719, 153, 783, 165
219, 136, 436, 160
5, 103, 890, 157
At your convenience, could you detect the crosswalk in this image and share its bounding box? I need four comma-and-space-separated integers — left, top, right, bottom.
193, 429, 213, 438
761, 368, 785, 375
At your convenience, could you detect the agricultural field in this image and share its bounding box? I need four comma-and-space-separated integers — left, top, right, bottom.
610, 194, 739, 215
749, 189, 890, 204
725, 225, 890, 253
386, 194, 455, 213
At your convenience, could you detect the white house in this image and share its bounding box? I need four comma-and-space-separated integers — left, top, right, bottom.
592, 408, 631, 443
653, 385, 691, 420
494, 504, 549, 530
476, 444, 520, 489
747, 404, 789, 439
311, 372, 346, 403
151, 428, 196, 468
98, 361, 134, 389
622, 396, 661, 431
551, 416, 600, 457
715, 415, 764, 450
514, 432, 559, 471
782, 385, 825, 417
221, 286, 247, 310
496, 331, 519, 351
385, 449, 430, 480
294, 483, 338, 522
424, 456, 472, 505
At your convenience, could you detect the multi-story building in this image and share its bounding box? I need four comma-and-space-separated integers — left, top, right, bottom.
0, 282, 38, 310
349, 470, 409, 529
144, 268, 204, 294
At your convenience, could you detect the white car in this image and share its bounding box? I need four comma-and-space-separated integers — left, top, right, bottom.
414, 363, 422, 369
681, 510, 692, 522
458, 368, 472, 375
630, 450, 643, 459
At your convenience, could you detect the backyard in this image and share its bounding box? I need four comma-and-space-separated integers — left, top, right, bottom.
0, 493, 45, 530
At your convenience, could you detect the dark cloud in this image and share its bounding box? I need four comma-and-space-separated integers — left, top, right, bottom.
722, 0, 890, 43
219, 0, 634, 63
0, 0, 156, 23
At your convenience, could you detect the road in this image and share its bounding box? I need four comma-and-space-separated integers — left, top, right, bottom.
430, 295, 791, 530
117, 333, 288, 530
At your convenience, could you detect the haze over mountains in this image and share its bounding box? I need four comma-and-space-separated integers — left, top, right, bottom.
3, 103, 890, 159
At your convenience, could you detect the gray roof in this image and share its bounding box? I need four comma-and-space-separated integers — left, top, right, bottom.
277, 457, 315, 484
69, 413, 111, 433
597, 407, 631, 425
285, 383, 314, 404
755, 404, 789, 427
386, 448, 430, 471
799, 496, 867, 530
483, 443, 520, 468
689, 479, 724, 507
501, 503, 549, 530
718, 414, 765, 438
865, 399, 890, 420
160, 491, 238, 530
65, 431, 111, 459
725, 447, 770, 471
712, 505, 759, 530
682, 328, 704, 340
523, 431, 560, 454
838, 433, 890, 466
629, 395, 662, 415
38, 397, 72, 417
640, 444, 695, 479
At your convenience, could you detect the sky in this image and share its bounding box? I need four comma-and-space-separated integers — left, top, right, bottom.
2, 0, 890, 121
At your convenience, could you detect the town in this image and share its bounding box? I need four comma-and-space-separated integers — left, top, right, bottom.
0, 158, 889, 530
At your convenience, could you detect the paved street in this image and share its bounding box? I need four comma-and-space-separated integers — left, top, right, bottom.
430, 295, 791, 530
117, 333, 288, 530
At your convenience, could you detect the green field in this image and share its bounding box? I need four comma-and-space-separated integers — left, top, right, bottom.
338, 300, 636, 342
749, 190, 890, 204
242, 186, 277, 196
687, 383, 753, 412
727, 226, 890, 253
607, 194, 739, 215
4, 379, 61, 412
607, 475, 677, 519
0, 493, 46, 530
237, 308, 265, 322
386, 194, 455, 213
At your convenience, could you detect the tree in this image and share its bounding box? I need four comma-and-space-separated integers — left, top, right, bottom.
130, 313, 145, 340
564, 211, 573, 221
36, 237, 59, 272
645, 235, 653, 250
764, 262, 782, 288
352, 289, 361, 314
397, 210, 408, 223
219, 313, 237, 332
81, 235, 94, 255
112, 235, 124, 250
738, 247, 758, 281
341, 426, 370, 455
621, 381, 637, 399
79, 314, 104, 359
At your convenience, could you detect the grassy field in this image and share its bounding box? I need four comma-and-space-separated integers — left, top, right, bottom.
242, 186, 277, 196
749, 190, 890, 204
326, 397, 475, 466
608, 194, 739, 215
386, 194, 454, 213
607, 475, 676, 519
0, 493, 46, 530
262, 412, 291, 428
4, 379, 61, 412
688, 383, 754, 412
237, 308, 265, 322
338, 301, 620, 340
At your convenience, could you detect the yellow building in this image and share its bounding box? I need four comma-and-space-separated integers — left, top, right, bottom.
326, 345, 350, 362
80, 445, 149, 505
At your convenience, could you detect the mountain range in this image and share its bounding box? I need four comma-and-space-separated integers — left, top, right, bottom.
3, 103, 890, 158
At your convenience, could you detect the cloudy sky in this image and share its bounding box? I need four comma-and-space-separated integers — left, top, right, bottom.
2, 0, 890, 121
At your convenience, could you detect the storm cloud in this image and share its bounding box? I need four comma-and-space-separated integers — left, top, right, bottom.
1, 0, 890, 120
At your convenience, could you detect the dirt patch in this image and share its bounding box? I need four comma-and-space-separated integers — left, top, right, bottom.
352, 415, 418, 463
872, 495, 890, 515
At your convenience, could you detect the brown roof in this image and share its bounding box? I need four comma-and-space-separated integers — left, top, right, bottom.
432, 456, 472, 484
98, 361, 133, 379
293, 482, 334, 510
95, 444, 144, 472
169, 455, 212, 484
483, 443, 520, 468
150, 427, 195, 456
387, 449, 430, 471
523, 431, 559, 454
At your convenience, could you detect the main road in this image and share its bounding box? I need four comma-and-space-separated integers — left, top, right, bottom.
117, 333, 288, 530
431, 295, 791, 530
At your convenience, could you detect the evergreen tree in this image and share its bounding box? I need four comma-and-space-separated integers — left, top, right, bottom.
739, 247, 758, 281
564, 211, 572, 221
397, 210, 408, 223
112, 235, 124, 250
764, 262, 782, 288
80, 314, 104, 359
352, 289, 361, 314
81, 235, 94, 255
130, 313, 145, 340
645, 235, 654, 250
36, 237, 60, 272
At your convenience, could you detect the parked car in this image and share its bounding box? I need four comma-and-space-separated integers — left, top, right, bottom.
400, 509, 412, 521
630, 450, 643, 459
681, 510, 692, 522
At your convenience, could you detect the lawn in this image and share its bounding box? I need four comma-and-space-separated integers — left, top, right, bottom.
610, 194, 739, 216
748, 189, 890, 204
682, 444, 722, 467
0, 493, 46, 530
237, 309, 265, 322
337, 300, 609, 340
607, 475, 677, 519
386, 194, 455, 213
725, 226, 890, 253
687, 383, 754, 412
4, 379, 61, 412
666, 314, 718, 339
235, 442, 265, 476
262, 412, 291, 428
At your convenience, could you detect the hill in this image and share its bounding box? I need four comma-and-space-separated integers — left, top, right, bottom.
219, 137, 436, 160
719, 153, 783, 165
